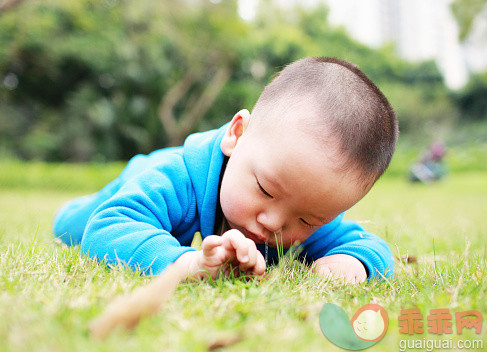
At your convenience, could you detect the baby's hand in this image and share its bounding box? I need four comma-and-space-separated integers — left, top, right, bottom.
311, 254, 367, 284
183, 229, 266, 280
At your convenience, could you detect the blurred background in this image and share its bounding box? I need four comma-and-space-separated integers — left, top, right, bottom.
0, 0, 486, 164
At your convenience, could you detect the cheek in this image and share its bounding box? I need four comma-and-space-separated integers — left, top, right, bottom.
283, 226, 314, 247
220, 172, 255, 225
220, 185, 240, 222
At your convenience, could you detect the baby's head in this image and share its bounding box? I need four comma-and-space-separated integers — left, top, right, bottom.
219, 57, 398, 248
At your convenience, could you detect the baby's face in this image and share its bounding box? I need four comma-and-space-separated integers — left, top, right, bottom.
219, 111, 369, 248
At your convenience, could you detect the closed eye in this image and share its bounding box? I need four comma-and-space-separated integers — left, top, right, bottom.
256, 178, 273, 198
300, 218, 315, 229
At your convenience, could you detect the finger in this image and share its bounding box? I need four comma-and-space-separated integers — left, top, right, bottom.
238, 239, 258, 272
222, 230, 250, 264
250, 251, 266, 276
201, 235, 223, 257
314, 264, 333, 279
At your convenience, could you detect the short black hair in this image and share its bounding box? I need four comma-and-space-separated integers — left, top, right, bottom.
251, 56, 398, 186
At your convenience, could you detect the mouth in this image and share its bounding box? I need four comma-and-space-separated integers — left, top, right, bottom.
243, 229, 267, 244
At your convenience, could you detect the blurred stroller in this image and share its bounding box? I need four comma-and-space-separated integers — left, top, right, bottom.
408, 142, 447, 183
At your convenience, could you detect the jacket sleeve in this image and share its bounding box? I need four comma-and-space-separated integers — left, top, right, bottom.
300, 213, 394, 279
80, 154, 198, 275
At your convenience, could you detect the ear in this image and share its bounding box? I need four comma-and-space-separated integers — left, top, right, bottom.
220, 109, 251, 157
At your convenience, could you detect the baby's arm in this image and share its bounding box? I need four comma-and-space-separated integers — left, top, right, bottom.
302, 213, 394, 282
81, 155, 199, 275
311, 254, 367, 284
174, 229, 266, 280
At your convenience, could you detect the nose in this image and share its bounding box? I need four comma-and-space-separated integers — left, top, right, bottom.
256, 210, 285, 234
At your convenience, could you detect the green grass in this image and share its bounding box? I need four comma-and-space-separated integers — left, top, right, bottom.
1, 151, 486, 351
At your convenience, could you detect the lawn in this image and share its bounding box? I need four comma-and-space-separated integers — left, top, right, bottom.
0, 151, 486, 351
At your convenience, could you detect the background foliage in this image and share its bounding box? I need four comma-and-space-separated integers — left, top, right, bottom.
0, 0, 485, 161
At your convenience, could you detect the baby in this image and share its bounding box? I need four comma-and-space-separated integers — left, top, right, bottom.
53, 57, 398, 284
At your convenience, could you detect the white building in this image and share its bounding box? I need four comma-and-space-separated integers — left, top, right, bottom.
326, 0, 474, 89
239, 0, 487, 89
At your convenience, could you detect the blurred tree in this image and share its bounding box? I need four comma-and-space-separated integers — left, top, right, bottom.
0, 0, 25, 14
451, 0, 487, 40
455, 72, 487, 121
156, 0, 244, 145
0, 0, 251, 159
451, 0, 487, 124
0, 0, 459, 161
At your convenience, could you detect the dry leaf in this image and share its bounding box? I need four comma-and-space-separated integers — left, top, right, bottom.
89, 264, 185, 340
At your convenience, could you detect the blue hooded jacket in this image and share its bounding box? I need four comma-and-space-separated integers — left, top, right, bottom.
56, 124, 394, 278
